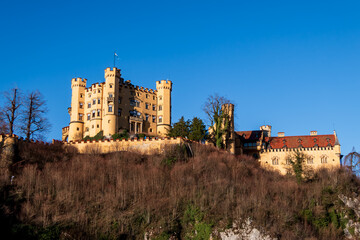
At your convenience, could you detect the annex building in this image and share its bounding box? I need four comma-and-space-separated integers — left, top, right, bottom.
235, 126, 341, 174
62, 67, 172, 142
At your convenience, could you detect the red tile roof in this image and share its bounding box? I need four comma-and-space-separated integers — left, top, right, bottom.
235, 130, 337, 149
267, 135, 336, 149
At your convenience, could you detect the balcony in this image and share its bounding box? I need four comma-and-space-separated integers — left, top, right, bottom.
129, 116, 143, 122
107, 97, 114, 103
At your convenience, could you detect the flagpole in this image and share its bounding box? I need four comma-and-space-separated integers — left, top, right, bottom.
114, 52, 115, 68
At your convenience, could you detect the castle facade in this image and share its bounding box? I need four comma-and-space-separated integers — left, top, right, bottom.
235, 126, 341, 174
62, 67, 172, 142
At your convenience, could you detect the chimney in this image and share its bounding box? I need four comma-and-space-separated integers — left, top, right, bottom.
310, 131, 317, 136
278, 132, 285, 137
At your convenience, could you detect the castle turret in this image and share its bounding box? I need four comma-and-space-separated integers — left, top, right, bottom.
156, 80, 172, 136
68, 77, 87, 142
222, 103, 235, 154
102, 67, 121, 137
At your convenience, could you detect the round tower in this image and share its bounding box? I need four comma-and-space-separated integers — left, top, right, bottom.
68, 77, 87, 142
102, 67, 121, 137
156, 80, 172, 136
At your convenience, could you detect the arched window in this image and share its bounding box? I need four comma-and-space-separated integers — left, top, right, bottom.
307, 156, 314, 164
321, 155, 328, 164
271, 156, 279, 165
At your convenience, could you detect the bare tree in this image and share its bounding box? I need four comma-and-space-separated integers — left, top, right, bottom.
1, 88, 21, 135
203, 94, 231, 148
20, 90, 50, 140
343, 147, 360, 175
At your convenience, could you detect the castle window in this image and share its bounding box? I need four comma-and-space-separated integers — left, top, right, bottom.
153, 96, 155, 100
88, 103, 91, 108
108, 105, 113, 112
158, 116, 163, 123
109, 84, 113, 88
137, 92, 141, 97
118, 109, 121, 116
129, 110, 141, 117
150, 128, 153, 133
145, 114, 149, 121
131, 91, 135, 96
87, 114, 90, 120
130, 99, 140, 107
85, 127, 89, 132
80, 103, 83, 109
146, 94, 149, 99
145, 103, 149, 109
307, 156, 314, 164
98, 98, 101, 104
97, 110, 101, 117
152, 104, 156, 111
159, 96, 163, 101
93, 99, 96, 105
321, 155, 328, 164
92, 110, 95, 118
98, 89, 101, 93
159, 105, 162, 111
118, 97, 121, 104
286, 159, 291, 165
152, 115, 156, 123
77, 127, 79, 131
271, 156, 279, 165
79, 114, 83, 121
97, 124, 99, 128
92, 125, 94, 129
80, 94, 83, 98
109, 93, 113, 98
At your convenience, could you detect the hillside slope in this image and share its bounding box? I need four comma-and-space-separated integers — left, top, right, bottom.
0, 142, 359, 239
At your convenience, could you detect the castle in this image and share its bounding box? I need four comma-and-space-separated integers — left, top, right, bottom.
218, 104, 342, 173
62, 67, 172, 142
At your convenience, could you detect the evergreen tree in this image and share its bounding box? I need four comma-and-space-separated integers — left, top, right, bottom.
188, 117, 207, 142
168, 116, 190, 138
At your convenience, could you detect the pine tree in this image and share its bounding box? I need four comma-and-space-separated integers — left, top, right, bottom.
168, 116, 190, 138
188, 117, 207, 142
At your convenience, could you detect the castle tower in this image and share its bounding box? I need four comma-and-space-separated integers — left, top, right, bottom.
156, 80, 172, 136
102, 67, 121, 137
223, 103, 235, 154
68, 78, 87, 142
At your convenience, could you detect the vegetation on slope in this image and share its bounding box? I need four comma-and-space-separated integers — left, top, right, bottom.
0, 142, 359, 239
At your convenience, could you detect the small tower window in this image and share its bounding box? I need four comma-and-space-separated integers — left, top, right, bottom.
92, 110, 95, 118
80, 94, 83, 98
307, 156, 314, 164
159, 96, 163, 101
146, 94, 149, 99
158, 116, 163, 123
152, 104, 156, 111
80, 103, 83, 109
93, 99, 96, 105
118, 108, 122, 116
109, 84, 113, 88
98, 89, 101, 93
152, 115, 156, 123
85, 127, 89, 132
88, 103, 91, 108
97, 124, 99, 128
321, 155, 328, 164
98, 98, 101, 104
153, 96, 155, 100
145, 114, 149, 121
118, 97, 122, 104
87, 114, 90, 120
97, 110, 101, 117
159, 105, 162, 111
150, 128, 153, 133
108, 105, 113, 112
79, 113, 83, 121
145, 103, 149, 109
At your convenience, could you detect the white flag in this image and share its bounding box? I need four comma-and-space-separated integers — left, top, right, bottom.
114, 52, 118, 57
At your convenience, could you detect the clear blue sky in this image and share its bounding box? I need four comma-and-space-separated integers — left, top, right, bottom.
0, 0, 359, 156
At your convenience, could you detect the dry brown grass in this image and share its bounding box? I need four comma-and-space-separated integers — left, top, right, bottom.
0, 142, 359, 239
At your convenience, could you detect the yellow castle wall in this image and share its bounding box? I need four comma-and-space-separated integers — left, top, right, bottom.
67, 137, 183, 155
259, 145, 341, 174
65, 67, 172, 142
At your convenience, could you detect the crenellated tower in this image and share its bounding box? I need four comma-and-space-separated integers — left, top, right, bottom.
102, 67, 121, 137
68, 77, 87, 142
156, 80, 172, 136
